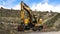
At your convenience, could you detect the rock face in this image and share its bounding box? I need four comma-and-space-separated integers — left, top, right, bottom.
0, 8, 60, 34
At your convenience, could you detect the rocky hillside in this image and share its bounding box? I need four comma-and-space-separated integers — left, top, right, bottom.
43, 13, 60, 31
0, 8, 60, 34
0, 8, 50, 23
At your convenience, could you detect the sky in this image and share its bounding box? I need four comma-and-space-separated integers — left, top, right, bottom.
0, 0, 60, 12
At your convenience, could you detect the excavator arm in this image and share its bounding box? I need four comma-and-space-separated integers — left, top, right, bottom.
20, 1, 32, 25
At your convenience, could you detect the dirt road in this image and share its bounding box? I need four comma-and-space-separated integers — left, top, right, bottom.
17, 31, 60, 34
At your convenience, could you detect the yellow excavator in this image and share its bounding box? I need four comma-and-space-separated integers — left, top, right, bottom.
17, 1, 43, 31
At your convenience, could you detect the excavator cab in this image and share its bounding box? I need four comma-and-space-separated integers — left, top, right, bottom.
33, 15, 37, 24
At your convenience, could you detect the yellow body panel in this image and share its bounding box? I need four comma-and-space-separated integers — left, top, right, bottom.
35, 19, 43, 26
39, 19, 43, 24
24, 18, 29, 25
